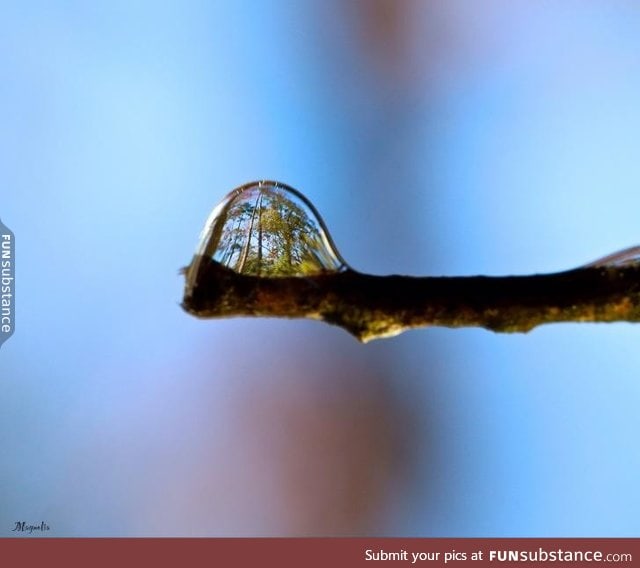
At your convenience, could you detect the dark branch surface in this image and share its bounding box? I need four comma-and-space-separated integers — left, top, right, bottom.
182, 256, 640, 342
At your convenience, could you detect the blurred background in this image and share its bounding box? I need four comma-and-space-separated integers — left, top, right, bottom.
1, 1, 640, 536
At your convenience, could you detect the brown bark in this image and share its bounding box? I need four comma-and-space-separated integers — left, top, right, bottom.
182, 256, 640, 343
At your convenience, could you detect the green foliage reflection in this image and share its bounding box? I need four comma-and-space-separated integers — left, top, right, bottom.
211, 183, 344, 276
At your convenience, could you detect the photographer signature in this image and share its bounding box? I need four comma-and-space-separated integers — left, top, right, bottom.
12, 521, 50, 534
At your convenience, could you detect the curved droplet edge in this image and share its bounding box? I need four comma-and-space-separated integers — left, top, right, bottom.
581, 245, 640, 268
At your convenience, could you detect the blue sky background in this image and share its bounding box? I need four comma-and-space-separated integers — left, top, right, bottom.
1, 1, 639, 536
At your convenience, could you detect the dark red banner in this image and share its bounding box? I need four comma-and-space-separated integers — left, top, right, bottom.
1, 538, 637, 568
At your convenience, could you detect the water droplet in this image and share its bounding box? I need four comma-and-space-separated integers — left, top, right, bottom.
582, 245, 640, 268
189, 180, 348, 279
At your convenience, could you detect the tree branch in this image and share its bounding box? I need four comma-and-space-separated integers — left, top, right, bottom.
182, 257, 640, 342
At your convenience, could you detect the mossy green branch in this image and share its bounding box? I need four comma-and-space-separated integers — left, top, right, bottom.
182, 257, 640, 342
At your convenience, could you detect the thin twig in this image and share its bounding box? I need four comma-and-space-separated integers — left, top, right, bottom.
182, 257, 640, 342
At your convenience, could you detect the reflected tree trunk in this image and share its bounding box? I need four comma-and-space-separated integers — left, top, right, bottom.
238, 192, 262, 273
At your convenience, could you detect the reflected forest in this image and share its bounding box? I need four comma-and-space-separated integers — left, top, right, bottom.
211, 184, 344, 277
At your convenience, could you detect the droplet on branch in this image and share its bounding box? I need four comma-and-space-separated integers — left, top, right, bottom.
582, 245, 640, 268
185, 180, 348, 298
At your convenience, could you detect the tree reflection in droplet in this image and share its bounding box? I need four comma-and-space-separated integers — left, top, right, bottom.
197, 181, 347, 277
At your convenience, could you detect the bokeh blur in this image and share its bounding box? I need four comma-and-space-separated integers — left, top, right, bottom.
2, 1, 640, 536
